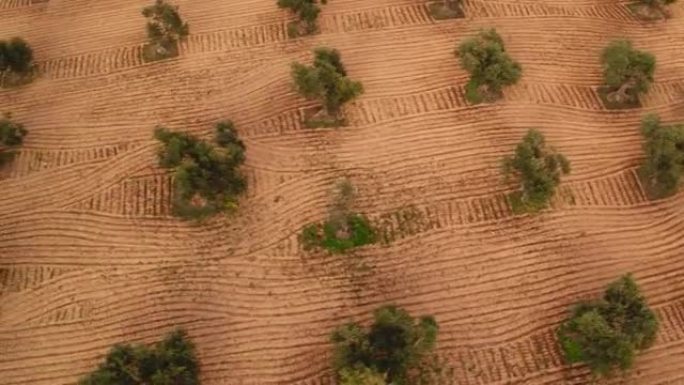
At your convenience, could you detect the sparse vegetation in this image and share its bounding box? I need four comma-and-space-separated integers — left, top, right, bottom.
638, 114, 684, 199
503, 129, 570, 213
429, 0, 464, 20
0, 113, 27, 165
291, 47, 363, 127
278, 0, 327, 37
142, 0, 189, 61
558, 274, 658, 377
629, 0, 678, 19
300, 179, 376, 253
599, 40, 655, 109
0, 37, 35, 87
331, 305, 439, 385
154, 121, 246, 220
457, 29, 522, 104
79, 329, 199, 385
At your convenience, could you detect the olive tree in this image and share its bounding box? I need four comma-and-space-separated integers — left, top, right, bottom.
278, 0, 327, 37
291, 47, 363, 127
503, 129, 570, 213
331, 305, 439, 385
155, 121, 246, 219
0, 38, 34, 86
79, 329, 199, 385
558, 274, 658, 376
457, 29, 521, 104
0, 113, 27, 165
600, 40, 655, 108
142, 0, 189, 61
638, 114, 684, 199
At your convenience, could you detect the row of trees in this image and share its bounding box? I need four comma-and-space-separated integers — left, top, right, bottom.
456, 30, 656, 110
154, 121, 246, 219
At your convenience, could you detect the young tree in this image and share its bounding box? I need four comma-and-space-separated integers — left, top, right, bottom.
558, 274, 659, 377
331, 305, 439, 385
0, 38, 35, 86
0, 113, 27, 164
429, 0, 464, 20
79, 329, 199, 385
300, 179, 376, 253
277, 0, 327, 37
503, 129, 570, 213
638, 114, 684, 199
457, 29, 522, 104
142, 0, 189, 61
154, 121, 246, 219
291, 48, 363, 127
600, 40, 655, 108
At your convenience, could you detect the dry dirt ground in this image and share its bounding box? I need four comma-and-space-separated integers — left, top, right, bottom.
1, 0, 684, 384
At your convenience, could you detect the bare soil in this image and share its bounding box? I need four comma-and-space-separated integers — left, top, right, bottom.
1, 0, 684, 384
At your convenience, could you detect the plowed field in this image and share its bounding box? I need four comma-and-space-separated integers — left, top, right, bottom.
1, 0, 684, 384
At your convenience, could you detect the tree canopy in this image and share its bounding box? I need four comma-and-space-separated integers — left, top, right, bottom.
558, 274, 659, 376
0, 38, 34, 86
277, 0, 326, 37
0, 113, 27, 165
600, 40, 655, 108
291, 48, 363, 126
154, 121, 246, 219
142, 0, 189, 60
638, 114, 684, 199
331, 305, 439, 385
79, 329, 199, 385
457, 29, 521, 104
631, 0, 678, 19
503, 129, 570, 213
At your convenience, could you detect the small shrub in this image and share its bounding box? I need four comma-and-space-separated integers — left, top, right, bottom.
629, 0, 677, 19
278, 0, 326, 37
429, 0, 464, 20
638, 114, 684, 199
79, 329, 199, 385
0, 38, 35, 87
339, 366, 386, 385
600, 40, 655, 109
292, 48, 363, 127
558, 274, 658, 377
142, 0, 189, 61
503, 129, 570, 213
332, 305, 439, 385
0, 113, 27, 165
154, 121, 246, 220
457, 29, 521, 104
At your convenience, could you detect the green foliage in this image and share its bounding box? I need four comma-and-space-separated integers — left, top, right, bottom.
277, 0, 325, 37
503, 129, 570, 213
457, 29, 521, 104
558, 274, 659, 377
600, 40, 655, 107
79, 329, 199, 385
300, 179, 377, 253
292, 48, 363, 125
339, 366, 386, 385
429, 0, 464, 20
0, 37, 35, 86
638, 114, 684, 199
332, 305, 439, 385
142, 0, 189, 60
0, 113, 27, 165
154, 121, 246, 220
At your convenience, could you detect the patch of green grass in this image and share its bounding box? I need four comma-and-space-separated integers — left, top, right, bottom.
300, 213, 376, 254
